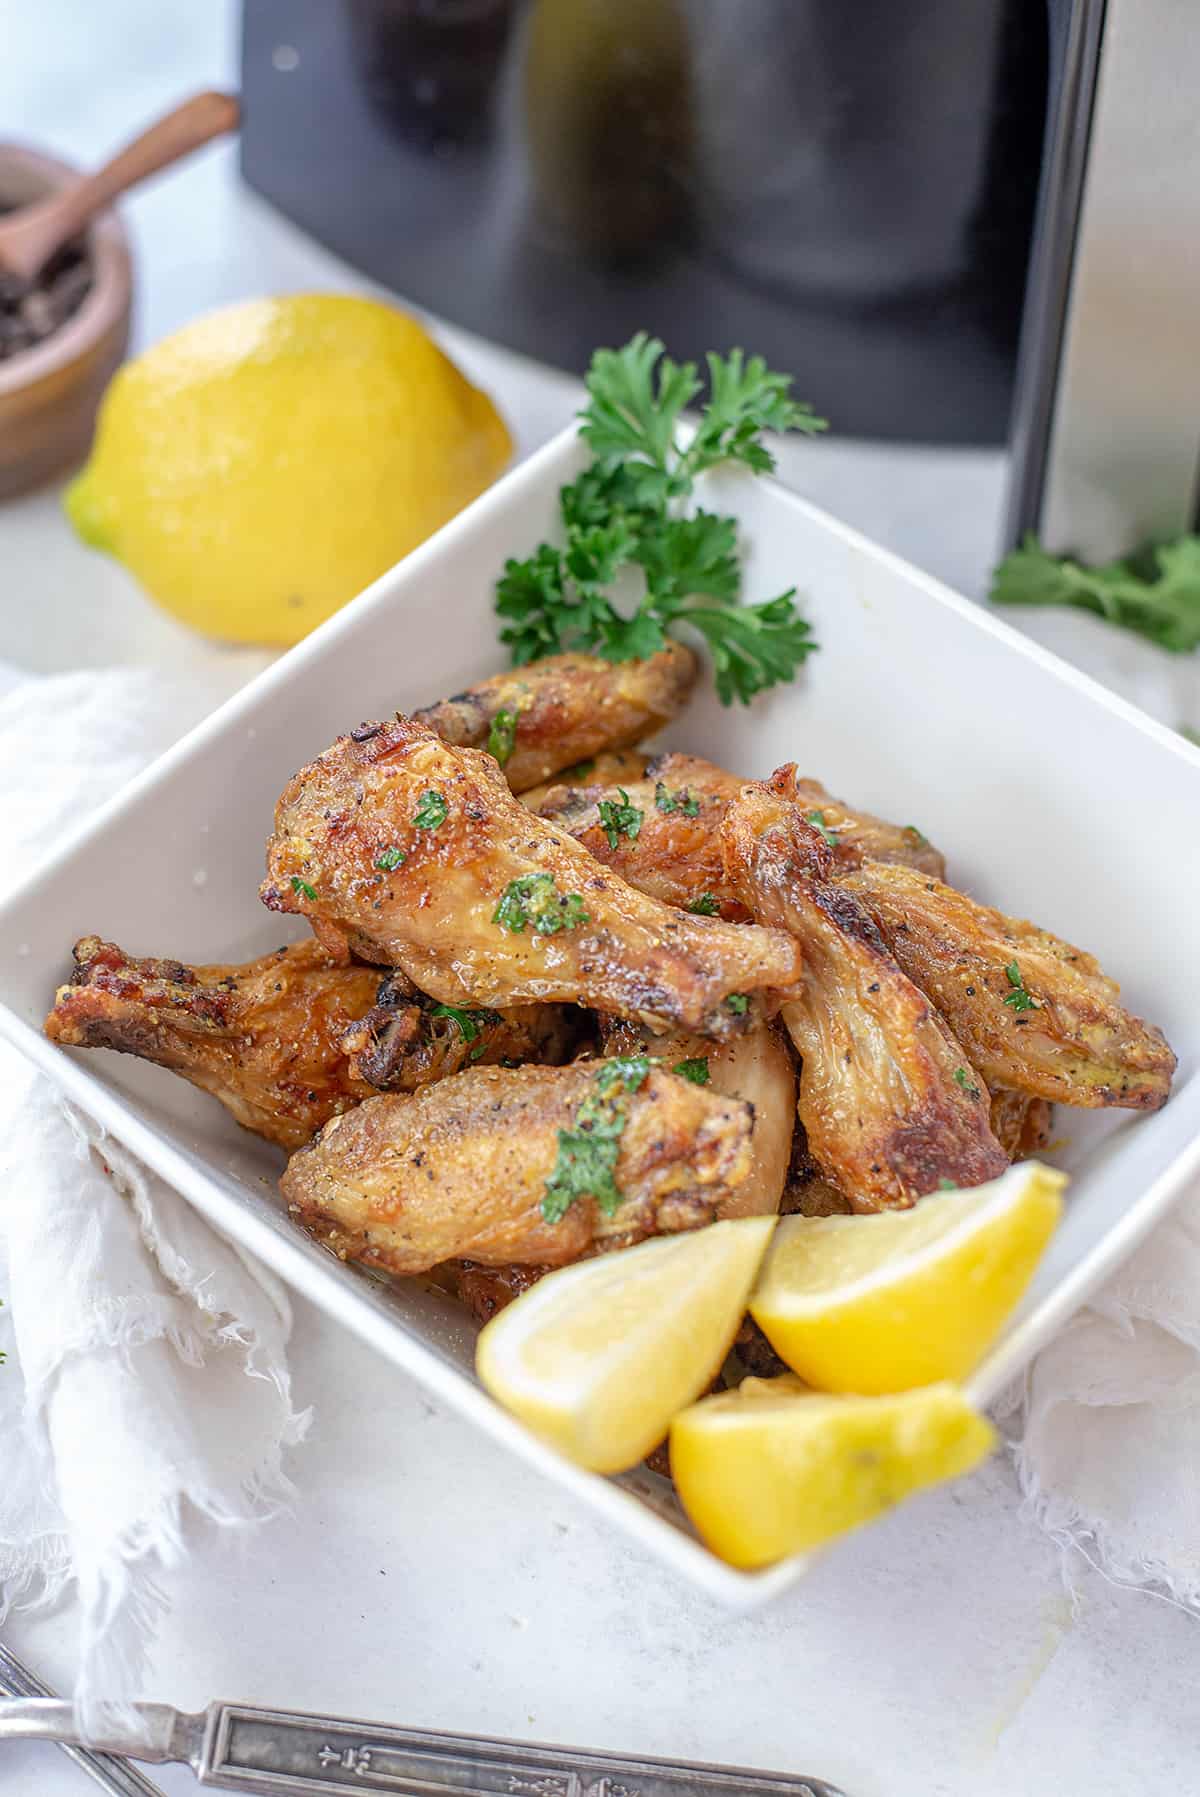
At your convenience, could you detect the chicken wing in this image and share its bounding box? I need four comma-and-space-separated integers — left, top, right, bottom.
766, 767, 946, 878
411, 643, 696, 794
261, 715, 802, 1038
45, 936, 574, 1151
280, 1060, 754, 1275
599, 1014, 796, 1216
533, 751, 748, 917
839, 861, 1175, 1110
721, 784, 1008, 1209
518, 749, 650, 813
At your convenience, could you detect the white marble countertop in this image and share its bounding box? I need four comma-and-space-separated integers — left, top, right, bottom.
3, 8, 1198, 1796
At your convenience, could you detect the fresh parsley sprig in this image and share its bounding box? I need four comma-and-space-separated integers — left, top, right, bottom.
495, 335, 826, 705
992, 533, 1200, 654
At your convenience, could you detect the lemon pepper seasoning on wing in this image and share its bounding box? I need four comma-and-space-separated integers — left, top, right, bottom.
261, 714, 803, 1038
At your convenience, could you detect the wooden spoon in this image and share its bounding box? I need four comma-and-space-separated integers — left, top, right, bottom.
0, 91, 240, 285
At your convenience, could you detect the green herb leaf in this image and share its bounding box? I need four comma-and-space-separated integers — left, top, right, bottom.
496, 335, 824, 704
904, 824, 928, 847
654, 781, 700, 817
687, 893, 720, 915
673, 1056, 710, 1085
953, 1066, 981, 1099
726, 993, 750, 1016
542, 1054, 654, 1222
290, 876, 318, 901
376, 847, 407, 871
429, 1002, 502, 1045
992, 532, 1200, 654
596, 788, 644, 850
937, 1178, 958, 1191
492, 873, 590, 936
805, 809, 839, 849
414, 790, 448, 830
559, 758, 596, 782
1002, 958, 1038, 1012
487, 708, 518, 766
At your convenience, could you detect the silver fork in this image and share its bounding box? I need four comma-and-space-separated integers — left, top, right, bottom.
0, 1641, 167, 1797
0, 1676, 851, 1795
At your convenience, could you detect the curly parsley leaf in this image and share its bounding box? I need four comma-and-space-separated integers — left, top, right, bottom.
687, 893, 720, 915
992, 533, 1200, 655
596, 788, 644, 850
290, 876, 318, 901
654, 781, 699, 817
805, 809, 839, 849
953, 1066, 981, 1099
376, 846, 406, 871
496, 335, 824, 704
726, 994, 750, 1016
673, 1056, 710, 1084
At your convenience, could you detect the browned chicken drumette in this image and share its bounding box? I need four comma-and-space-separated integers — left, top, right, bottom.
599, 1014, 796, 1217
261, 715, 802, 1038
44, 936, 575, 1151
518, 749, 649, 814
839, 860, 1176, 1110
411, 643, 696, 794
720, 783, 1008, 1209
280, 1059, 754, 1275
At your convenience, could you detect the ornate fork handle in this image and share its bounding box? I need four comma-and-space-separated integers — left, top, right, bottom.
0, 1694, 849, 1797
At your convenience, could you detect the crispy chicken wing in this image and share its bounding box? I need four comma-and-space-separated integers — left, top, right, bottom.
261, 715, 802, 1038
280, 1060, 754, 1275
599, 1015, 796, 1216
534, 751, 748, 917
411, 644, 696, 793
839, 861, 1176, 1110
518, 749, 649, 813
45, 936, 384, 1151
45, 936, 574, 1151
766, 767, 947, 877
721, 784, 1008, 1209
781, 1123, 856, 1217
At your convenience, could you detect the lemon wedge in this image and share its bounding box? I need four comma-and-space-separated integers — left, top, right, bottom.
476, 1217, 776, 1473
670, 1374, 996, 1568
750, 1161, 1065, 1394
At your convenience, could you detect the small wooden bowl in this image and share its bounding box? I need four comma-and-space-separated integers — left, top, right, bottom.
0, 144, 132, 500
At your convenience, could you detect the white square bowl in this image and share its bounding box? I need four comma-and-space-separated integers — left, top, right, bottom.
3, 424, 1199, 1606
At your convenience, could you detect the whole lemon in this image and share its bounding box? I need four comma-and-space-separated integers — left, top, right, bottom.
65, 294, 512, 645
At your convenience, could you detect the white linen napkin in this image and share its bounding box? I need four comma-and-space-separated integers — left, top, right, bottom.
0, 662, 308, 1740
0, 610, 1197, 1741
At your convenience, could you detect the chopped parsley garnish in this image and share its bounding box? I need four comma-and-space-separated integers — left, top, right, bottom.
413, 790, 448, 830
492, 873, 590, 935
487, 708, 518, 766
290, 876, 318, 901
376, 846, 407, 871
1002, 959, 1038, 1012
429, 1002, 501, 1045
903, 824, 928, 847
805, 809, 839, 849
673, 1056, 710, 1084
726, 994, 750, 1016
937, 1178, 958, 1191
992, 532, 1200, 654
596, 788, 644, 850
495, 335, 824, 705
687, 893, 720, 915
654, 781, 700, 817
953, 1067, 980, 1099
559, 758, 595, 782
542, 1055, 653, 1222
